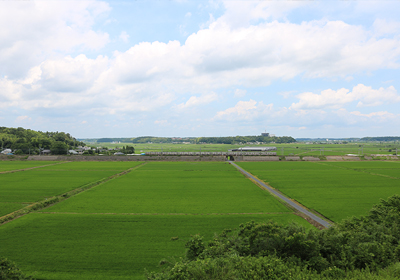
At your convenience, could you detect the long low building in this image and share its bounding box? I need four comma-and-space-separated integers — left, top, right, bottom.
228, 146, 277, 152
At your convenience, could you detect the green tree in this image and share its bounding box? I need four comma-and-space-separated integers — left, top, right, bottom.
50, 141, 68, 155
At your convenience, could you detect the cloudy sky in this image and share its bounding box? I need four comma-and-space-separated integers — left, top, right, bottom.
1, 0, 400, 138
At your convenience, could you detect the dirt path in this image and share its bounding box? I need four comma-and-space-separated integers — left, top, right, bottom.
229, 162, 332, 228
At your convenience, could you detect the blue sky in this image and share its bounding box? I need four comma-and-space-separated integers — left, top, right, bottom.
1, 0, 400, 138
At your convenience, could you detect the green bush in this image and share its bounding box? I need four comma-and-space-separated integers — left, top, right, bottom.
147, 195, 400, 279
0, 258, 33, 280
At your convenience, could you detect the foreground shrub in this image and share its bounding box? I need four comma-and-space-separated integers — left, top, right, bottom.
147, 195, 400, 279
0, 258, 33, 280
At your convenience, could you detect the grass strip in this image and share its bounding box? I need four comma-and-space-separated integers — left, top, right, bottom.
0, 161, 66, 174
0, 163, 145, 225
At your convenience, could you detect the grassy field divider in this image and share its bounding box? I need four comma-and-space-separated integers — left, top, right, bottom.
248, 175, 334, 227
0, 161, 69, 174
231, 162, 332, 228
0, 163, 146, 225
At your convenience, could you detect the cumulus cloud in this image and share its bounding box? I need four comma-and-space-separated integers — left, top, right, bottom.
220, 0, 306, 28
0, 0, 110, 78
1, 0, 400, 137
39, 54, 109, 93
334, 108, 399, 125
214, 100, 275, 121
290, 84, 400, 110
350, 110, 397, 120
176, 93, 218, 109
16, 115, 31, 122
119, 31, 130, 43
183, 19, 400, 85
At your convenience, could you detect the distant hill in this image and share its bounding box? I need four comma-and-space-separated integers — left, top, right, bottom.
0, 127, 85, 154
79, 135, 296, 144
360, 136, 400, 142
296, 138, 360, 142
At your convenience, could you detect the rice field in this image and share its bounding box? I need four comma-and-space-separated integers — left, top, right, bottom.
46, 162, 289, 214
0, 161, 143, 216
0, 161, 58, 172
0, 161, 307, 280
237, 161, 400, 222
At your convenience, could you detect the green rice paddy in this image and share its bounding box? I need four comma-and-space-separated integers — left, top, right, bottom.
0, 212, 308, 280
237, 161, 400, 222
0, 161, 309, 279
0, 161, 58, 172
0, 162, 143, 216
3, 160, 398, 279
46, 162, 289, 214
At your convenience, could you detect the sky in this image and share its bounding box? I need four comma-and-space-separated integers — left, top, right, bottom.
1, 0, 400, 139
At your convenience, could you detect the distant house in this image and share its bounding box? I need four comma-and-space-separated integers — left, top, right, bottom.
69, 150, 78, 155
41, 149, 51, 155
114, 152, 125, 155
1, 149, 12, 154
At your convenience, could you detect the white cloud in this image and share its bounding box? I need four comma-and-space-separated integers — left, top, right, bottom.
234, 89, 247, 98
334, 108, 399, 125
0, 1, 110, 78
214, 99, 275, 121
352, 84, 400, 107
39, 54, 109, 93
1, 1, 400, 138
290, 84, 400, 110
350, 110, 397, 119
220, 0, 306, 28
184, 19, 400, 85
119, 31, 130, 43
154, 120, 168, 126
16, 115, 31, 122
176, 93, 218, 109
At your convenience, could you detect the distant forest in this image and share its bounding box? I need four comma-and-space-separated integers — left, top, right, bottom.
360, 136, 400, 142
94, 135, 296, 144
0, 127, 85, 155
196, 135, 296, 144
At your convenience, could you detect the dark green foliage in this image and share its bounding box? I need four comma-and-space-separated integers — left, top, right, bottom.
148, 195, 400, 279
0, 258, 33, 280
50, 141, 68, 155
196, 135, 296, 144
0, 126, 84, 154
121, 145, 135, 154
185, 235, 205, 261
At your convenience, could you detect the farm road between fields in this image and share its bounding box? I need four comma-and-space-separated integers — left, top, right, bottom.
229, 162, 332, 228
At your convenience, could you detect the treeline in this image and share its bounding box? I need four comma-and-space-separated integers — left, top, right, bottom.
197, 135, 296, 144
132, 137, 182, 144
0, 127, 85, 155
360, 136, 400, 142
95, 136, 296, 144
147, 195, 400, 279
98, 137, 195, 144
97, 138, 133, 143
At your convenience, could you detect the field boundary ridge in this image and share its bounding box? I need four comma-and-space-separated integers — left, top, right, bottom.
37, 211, 290, 216
229, 162, 333, 229
0, 162, 146, 225
0, 161, 68, 174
